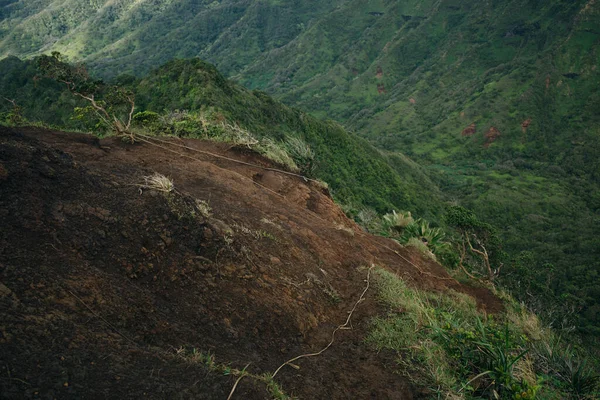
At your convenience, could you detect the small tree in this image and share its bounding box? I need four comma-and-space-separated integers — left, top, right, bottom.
36, 52, 135, 139
1, 97, 24, 125
445, 205, 503, 281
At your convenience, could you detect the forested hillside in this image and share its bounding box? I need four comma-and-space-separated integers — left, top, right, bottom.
1, 0, 599, 335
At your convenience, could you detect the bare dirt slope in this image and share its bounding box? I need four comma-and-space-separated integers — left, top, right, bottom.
0, 127, 501, 399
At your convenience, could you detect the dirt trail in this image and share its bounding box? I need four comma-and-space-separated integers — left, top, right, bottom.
0, 127, 502, 399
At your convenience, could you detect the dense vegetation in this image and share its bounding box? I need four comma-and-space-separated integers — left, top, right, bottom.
1, 3, 600, 395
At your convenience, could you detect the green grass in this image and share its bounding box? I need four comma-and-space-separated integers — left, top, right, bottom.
368, 268, 599, 399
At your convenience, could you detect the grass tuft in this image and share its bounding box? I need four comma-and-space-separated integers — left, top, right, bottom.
405, 237, 437, 261
142, 173, 174, 193
195, 199, 212, 218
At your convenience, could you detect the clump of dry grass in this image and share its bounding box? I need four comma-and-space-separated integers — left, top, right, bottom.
141, 173, 174, 193
507, 305, 546, 341
195, 199, 212, 218
382, 210, 414, 232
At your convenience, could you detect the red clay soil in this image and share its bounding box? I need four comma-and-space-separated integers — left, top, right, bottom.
461, 123, 476, 137
521, 118, 532, 133
0, 127, 502, 399
484, 126, 501, 148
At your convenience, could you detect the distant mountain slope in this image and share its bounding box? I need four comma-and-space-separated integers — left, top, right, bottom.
2, 0, 597, 178
0, 0, 342, 77
1, 0, 597, 159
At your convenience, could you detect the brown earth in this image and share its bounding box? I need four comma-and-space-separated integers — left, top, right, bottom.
461, 123, 476, 137
0, 127, 502, 399
484, 126, 501, 147
521, 118, 532, 133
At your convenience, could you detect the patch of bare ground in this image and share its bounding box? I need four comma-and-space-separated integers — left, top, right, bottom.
0, 127, 502, 399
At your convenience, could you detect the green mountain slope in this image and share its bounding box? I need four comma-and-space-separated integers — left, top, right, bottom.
134, 58, 445, 216
0, 0, 343, 77
1, 0, 599, 333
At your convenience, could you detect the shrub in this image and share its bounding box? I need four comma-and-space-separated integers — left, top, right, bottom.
0, 98, 24, 125
159, 109, 205, 136
356, 207, 382, 233
132, 110, 160, 127
257, 138, 298, 172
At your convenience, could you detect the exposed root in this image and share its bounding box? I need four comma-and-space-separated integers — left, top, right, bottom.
134, 132, 319, 183
225, 265, 375, 399
271, 264, 375, 378
226, 364, 250, 400
66, 289, 137, 346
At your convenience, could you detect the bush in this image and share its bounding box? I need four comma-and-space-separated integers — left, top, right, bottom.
284, 135, 315, 176
356, 207, 383, 233
132, 110, 160, 127
257, 138, 298, 172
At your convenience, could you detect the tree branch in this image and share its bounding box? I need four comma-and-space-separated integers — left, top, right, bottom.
466, 234, 493, 280
2, 97, 17, 108
459, 235, 484, 282
124, 93, 135, 130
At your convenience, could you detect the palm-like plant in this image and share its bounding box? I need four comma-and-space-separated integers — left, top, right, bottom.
401, 219, 446, 252
382, 210, 414, 233
562, 357, 599, 399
